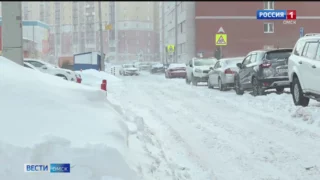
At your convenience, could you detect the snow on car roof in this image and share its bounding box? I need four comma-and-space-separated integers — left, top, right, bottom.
168, 63, 186, 68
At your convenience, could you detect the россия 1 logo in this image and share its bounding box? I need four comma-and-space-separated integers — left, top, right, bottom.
24, 163, 71, 173
256, 9, 297, 24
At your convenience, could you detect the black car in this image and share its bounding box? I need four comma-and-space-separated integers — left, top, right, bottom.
234, 48, 293, 96
150, 63, 165, 74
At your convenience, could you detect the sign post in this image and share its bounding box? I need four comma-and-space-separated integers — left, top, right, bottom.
215, 26, 227, 60
166, 44, 175, 62
300, 27, 304, 38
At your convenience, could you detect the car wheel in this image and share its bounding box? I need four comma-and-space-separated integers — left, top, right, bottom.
252, 78, 265, 96
234, 77, 244, 95
218, 77, 225, 91
207, 78, 213, 89
292, 77, 309, 107
276, 87, 285, 93
191, 74, 198, 86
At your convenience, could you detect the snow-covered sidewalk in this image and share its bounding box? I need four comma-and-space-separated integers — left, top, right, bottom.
0, 58, 149, 180
108, 72, 320, 180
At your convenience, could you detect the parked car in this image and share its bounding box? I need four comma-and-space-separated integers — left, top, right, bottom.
207, 57, 244, 90
119, 64, 139, 76
150, 63, 165, 74
288, 35, 320, 106
165, 63, 187, 78
24, 59, 77, 81
139, 62, 151, 71
23, 62, 40, 71
234, 48, 293, 96
186, 57, 217, 85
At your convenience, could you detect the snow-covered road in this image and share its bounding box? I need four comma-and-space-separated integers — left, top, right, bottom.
110, 72, 320, 180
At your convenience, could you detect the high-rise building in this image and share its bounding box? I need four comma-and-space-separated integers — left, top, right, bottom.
115, 1, 159, 62
159, 2, 195, 63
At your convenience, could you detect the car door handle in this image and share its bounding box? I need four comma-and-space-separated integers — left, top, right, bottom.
312, 65, 316, 68
298, 61, 302, 64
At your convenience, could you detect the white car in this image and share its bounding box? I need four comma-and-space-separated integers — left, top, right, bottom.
208, 57, 244, 90
24, 59, 76, 81
288, 35, 320, 106
119, 64, 139, 76
186, 57, 218, 86
23, 62, 40, 71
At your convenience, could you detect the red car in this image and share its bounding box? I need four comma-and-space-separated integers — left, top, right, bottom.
165, 63, 187, 78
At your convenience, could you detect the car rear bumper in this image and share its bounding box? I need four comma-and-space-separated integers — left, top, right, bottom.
259, 77, 290, 89
169, 72, 186, 78
125, 71, 139, 75
194, 76, 209, 82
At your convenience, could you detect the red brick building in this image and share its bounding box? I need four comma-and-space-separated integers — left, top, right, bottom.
195, 2, 320, 58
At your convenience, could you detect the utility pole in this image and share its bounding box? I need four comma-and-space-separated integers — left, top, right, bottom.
98, 1, 105, 71
161, 2, 165, 64
174, 1, 178, 63
2, 2, 23, 65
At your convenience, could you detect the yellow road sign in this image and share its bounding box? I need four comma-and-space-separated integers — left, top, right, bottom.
167, 44, 175, 53
105, 24, 112, 30
215, 34, 227, 46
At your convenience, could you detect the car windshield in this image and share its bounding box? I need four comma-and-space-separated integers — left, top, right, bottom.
124, 64, 134, 68
265, 50, 292, 61
194, 59, 216, 66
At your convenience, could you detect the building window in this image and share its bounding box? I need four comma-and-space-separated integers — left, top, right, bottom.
147, 16, 150, 21
136, 23, 139, 27
122, 32, 125, 38
136, 40, 139, 44
147, 48, 150, 53
148, 40, 151, 45
136, 16, 139, 20
124, 23, 127, 27
148, 32, 151, 37
264, 22, 274, 33
181, 20, 186, 33
124, 15, 127, 20
136, 31, 139, 36
263, 1, 274, 10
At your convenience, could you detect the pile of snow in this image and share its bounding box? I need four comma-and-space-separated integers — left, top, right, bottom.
0, 58, 139, 180
76, 69, 123, 94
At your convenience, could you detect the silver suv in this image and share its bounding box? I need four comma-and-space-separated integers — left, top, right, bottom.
288, 35, 320, 106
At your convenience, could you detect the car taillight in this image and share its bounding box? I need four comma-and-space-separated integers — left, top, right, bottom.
260, 62, 272, 68
224, 68, 235, 74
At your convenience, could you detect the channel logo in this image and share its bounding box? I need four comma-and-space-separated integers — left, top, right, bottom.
24, 163, 71, 173
50, 163, 70, 173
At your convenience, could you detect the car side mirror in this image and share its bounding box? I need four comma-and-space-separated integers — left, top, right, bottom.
209, 67, 213, 70
189, 64, 193, 67
42, 65, 48, 70
236, 63, 242, 69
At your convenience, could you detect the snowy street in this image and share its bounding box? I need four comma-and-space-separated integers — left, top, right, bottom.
108, 72, 320, 180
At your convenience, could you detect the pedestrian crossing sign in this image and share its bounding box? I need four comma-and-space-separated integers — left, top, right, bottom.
215, 34, 227, 46
167, 44, 175, 53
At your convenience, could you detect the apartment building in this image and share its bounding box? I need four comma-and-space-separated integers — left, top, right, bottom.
116, 1, 159, 62
47, 2, 109, 57
159, 2, 195, 63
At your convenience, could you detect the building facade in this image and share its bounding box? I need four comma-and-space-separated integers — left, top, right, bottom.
195, 1, 320, 58
0, 20, 50, 58
158, 2, 195, 64
115, 2, 159, 62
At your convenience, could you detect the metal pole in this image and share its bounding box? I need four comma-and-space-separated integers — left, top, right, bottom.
98, 1, 105, 71
126, 40, 128, 62
174, 1, 178, 63
1, 2, 23, 65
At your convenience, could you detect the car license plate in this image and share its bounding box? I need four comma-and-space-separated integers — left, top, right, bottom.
277, 69, 287, 73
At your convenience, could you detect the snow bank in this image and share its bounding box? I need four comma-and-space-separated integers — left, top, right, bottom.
76, 69, 124, 95
0, 57, 138, 180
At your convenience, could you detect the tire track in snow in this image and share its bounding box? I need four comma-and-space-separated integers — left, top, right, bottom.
123, 75, 320, 180
117, 77, 217, 180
